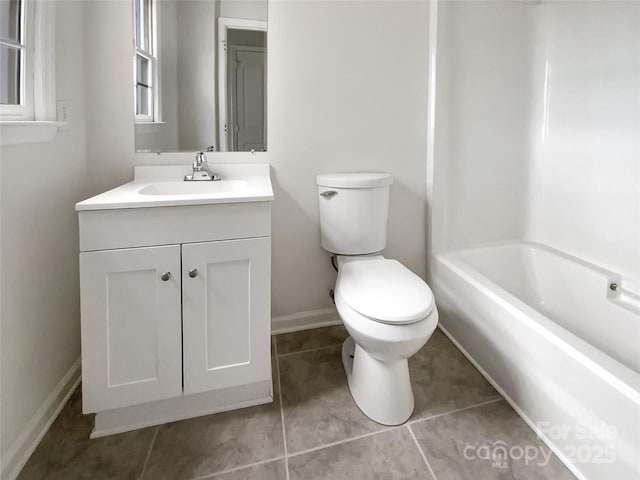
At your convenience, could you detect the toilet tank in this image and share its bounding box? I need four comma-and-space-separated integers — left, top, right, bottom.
316, 172, 393, 255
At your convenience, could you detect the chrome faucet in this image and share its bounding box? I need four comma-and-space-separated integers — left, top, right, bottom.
184, 151, 221, 181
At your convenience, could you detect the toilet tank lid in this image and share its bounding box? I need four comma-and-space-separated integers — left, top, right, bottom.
316, 172, 393, 189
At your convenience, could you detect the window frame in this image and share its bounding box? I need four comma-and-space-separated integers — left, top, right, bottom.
0, 0, 60, 146
133, 0, 161, 124
0, 0, 34, 120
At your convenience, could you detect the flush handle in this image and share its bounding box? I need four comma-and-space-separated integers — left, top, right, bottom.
320, 190, 337, 198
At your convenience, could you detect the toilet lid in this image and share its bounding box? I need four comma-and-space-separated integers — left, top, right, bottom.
338, 259, 435, 325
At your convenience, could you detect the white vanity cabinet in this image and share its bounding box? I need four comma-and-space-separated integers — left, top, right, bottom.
80, 236, 270, 413
76, 165, 274, 436
80, 245, 183, 412
181, 238, 270, 395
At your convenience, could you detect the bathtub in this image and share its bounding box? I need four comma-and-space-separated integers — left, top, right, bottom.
432, 241, 640, 480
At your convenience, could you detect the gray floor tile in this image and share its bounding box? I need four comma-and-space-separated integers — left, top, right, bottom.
17, 387, 155, 480
143, 399, 284, 479
279, 344, 387, 453
16, 329, 577, 480
410, 329, 500, 420
288, 428, 431, 480
410, 400, 576, 480
208, 458, 287, 480
276, 325, 348, 355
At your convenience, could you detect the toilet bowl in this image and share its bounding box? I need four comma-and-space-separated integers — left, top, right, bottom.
316, 171, 438, 425
334, 255, 438, 425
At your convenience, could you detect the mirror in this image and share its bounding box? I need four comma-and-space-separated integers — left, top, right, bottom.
133, 0, 267, 153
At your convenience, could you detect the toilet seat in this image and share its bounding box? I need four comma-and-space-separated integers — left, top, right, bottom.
338, 259, 434, 325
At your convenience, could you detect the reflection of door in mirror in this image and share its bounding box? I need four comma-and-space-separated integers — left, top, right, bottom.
227, 30, 266, 152
134, 0, 268, 153
217, 17, 267, 153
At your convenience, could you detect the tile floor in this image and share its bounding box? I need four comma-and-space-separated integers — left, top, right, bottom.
18, 326, 576, 480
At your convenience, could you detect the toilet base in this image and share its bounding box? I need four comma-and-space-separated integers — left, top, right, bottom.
341, 337, 414, 425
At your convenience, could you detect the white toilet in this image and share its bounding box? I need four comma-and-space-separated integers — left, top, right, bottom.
317, 172, 438, 426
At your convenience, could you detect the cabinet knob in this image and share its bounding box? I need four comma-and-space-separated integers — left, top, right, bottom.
160, 272, 172, 281
188, 268, 199, 278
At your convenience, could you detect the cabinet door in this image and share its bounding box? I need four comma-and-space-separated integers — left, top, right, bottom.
80, 246, 182, 412
182, 237, 271, 395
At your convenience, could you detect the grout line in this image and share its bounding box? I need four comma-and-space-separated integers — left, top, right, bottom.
281, 397, 503, 464
276, 343, 344, 359
407, 424, 438, 480
287, 426, 397, 459
194, 456, 285, 480
138, 426, 159, 480
408, 397, 504, 426
190, 385, 501, 479
274, 339, 291, 480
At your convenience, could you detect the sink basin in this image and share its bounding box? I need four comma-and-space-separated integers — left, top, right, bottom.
138, 180, 248, 196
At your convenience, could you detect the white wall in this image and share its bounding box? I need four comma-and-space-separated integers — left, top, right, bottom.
84, 1, 138, 195
267, 0, 429, 315
84, 0, 430, 318
219, 0, 267, 21
176, 0, 218, 150
527, 1, 640, 282
0, 0, 86, 465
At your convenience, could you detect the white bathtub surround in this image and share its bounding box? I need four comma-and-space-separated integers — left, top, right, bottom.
428, 1, 640, 478
432, 242, 640, 480
430, 1, 640, 281
527, 1, 640, 284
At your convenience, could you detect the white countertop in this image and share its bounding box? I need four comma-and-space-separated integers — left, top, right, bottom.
76, 164, 274, 211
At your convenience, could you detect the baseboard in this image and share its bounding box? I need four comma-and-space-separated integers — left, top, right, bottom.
437, 325, 587, 480
271, 307, 342, 335
92, 379, 272, 438
1, 357, 81, 480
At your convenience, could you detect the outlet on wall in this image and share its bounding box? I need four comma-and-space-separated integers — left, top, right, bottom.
56, 100, 69, 123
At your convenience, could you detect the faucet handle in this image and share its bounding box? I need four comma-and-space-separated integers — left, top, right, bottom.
195, 151, 207, 164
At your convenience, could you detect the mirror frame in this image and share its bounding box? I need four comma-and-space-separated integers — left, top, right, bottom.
217, 17, 267, 152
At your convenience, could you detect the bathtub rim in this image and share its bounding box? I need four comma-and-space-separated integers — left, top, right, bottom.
432, 240, 640, 405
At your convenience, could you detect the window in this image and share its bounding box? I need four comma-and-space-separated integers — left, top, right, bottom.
0, 0, 58, 146
134, 0, 158, 122
0, 0, 33, 120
